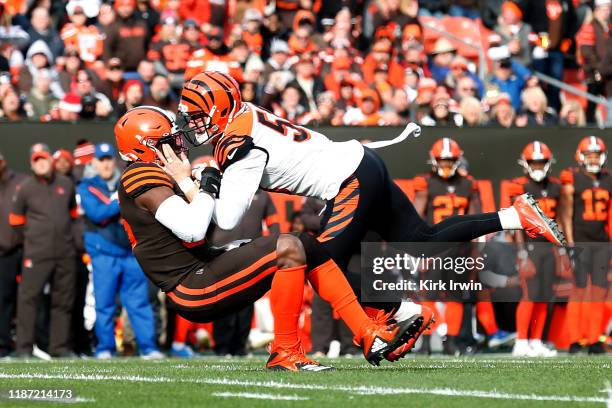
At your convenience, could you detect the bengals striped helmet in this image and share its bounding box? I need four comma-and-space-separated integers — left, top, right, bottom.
429, 137, 463, 179
115, 106, 187, 163
518, 141, 554, 182
575, 136, 607, 173
178, 71, 242, 146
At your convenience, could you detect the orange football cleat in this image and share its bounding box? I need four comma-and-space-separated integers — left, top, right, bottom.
513, 193, 567, 246
356, 310, 424, 366
385, 304, 435, 362
266, 343, 334, 372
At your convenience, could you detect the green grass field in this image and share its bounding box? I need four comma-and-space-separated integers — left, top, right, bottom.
0, 356, 610, 407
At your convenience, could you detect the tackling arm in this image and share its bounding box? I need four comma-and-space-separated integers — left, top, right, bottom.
136, 186, 215, 243
213, 149, 267, 230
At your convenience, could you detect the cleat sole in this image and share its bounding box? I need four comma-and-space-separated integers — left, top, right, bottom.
524, 194, 568, 246
366, 315, 424, 367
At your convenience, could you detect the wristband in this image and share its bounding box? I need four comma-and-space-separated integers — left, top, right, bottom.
199, 167, 222, 198
178, 177, 196, 194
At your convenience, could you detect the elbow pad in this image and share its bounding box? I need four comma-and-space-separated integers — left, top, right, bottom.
155, 193, 215, 242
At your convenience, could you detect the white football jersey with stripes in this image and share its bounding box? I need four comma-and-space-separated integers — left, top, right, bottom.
222, 102, 364, 200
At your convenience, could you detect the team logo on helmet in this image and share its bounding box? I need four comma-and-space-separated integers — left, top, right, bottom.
429, 137, 463, 179
575, 136, 607, 174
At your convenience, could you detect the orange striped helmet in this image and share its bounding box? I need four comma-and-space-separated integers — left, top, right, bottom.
115, 106, 187, 163
429, 137, 463, 179
178, 71, 242, 146
518, 141, 554, 182
575, 136, 607, 173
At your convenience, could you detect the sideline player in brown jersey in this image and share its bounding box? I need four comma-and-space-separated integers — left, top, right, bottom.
559, 136, 611, 354
413, 138, 514, 355
114, 106, 424, 371
502, 141, 563, 357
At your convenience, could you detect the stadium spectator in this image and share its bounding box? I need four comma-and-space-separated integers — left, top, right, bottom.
97, 2, 116, 30
26, 7, 63, 59
135, 0, 160, 36
429, 38, 456, 83
415, 77, 438, 122
287, 55, 325, 113
459, 96, 486, 126
421, 91, 461, 126
242, 9, 264, 55
77, 143, 161, 360
343, 88, 385, 126
18, 40, 62, 97
11, 143, 78, 358
0, 88, 25, 121
182, 19, 203, 50
60, 0, 103, 65
487, 57, 530, 110
491, 1, 533, 67
0, 152, 25, 358
74, 69, 113, 120
454, 76, 479, 102
103, 0, 149, 72
98, 57, 125, 103
184, 27, 241, 81
148, 15, 190, 88
576, 0, 610, 124
288, 23, 318, 56
600, 31, 612, 127
390, 88, 411, 122
522, 0, 579, 111
271, 84, 308, 122
487, 93, 516, 127
142, 74, 177, 112
559, 100, 586, 127
55, 93, 82, 121
57, 50, 83, 93
24, 69, 58, 119
116, 79, 144, 117
444, 56, 483, 98
520, 86, 558, 126
403, 67, 419, 103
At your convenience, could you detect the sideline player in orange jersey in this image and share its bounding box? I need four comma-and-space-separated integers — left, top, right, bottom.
175, 71, 567, 362
114, 106, 423, 371
559, 136, 611, 354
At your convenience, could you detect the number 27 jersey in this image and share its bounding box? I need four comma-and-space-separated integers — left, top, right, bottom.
213, 103, 365, 200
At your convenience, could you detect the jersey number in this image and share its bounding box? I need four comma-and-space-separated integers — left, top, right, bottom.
256, 110, 311, 142
581, 189, 609, 221
537, 197, 558, 219
432, 195, 468, 224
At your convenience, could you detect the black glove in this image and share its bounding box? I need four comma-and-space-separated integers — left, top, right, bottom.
199, 167, 221, 198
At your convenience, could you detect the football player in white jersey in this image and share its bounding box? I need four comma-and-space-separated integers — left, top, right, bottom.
175, 71, 567, 362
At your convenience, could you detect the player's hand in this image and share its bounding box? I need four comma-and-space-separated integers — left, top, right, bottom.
157, 144, 192, 184
517, 250, 536, 280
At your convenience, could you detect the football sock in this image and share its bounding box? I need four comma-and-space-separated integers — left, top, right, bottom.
270, 264, 306, 349
409, 213, 502, 242
307, 259, 370, 337
172, 342, 186, 349
498, 207, 522, 230
476, 301, 498, 336
174, 314, 193, 344
566, 287, 586, 344
393, 301, 422, 323
530, 302, 547, 340
445, 302, 463, 337
588, 286, 607, 344
516, 301, 533, 340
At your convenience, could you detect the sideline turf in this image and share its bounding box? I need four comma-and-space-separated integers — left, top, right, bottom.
0, 356, 610, 407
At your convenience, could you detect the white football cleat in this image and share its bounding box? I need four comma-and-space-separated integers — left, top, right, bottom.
529, 340, 558, 357
512, 339, 537, 357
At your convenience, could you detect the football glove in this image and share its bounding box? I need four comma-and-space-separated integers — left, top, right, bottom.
198, 166, 221, 198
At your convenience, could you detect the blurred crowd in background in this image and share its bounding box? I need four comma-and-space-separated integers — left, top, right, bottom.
0, 0, 611, 127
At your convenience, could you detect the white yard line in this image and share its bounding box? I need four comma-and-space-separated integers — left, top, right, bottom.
212, 392, 308, 401
0, 373, 606, 404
